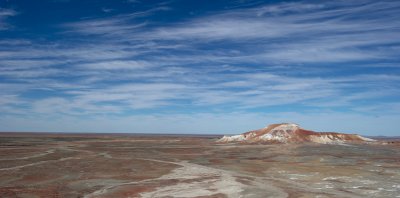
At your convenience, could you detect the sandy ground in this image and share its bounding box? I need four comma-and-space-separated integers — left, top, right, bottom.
0, 133, 399, 198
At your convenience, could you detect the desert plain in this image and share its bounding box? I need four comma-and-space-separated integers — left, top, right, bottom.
0, 133, 399, 198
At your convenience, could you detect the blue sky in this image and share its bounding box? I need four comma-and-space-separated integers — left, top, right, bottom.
0, 0, 399, 135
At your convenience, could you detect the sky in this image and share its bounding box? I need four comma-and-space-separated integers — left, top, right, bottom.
0, 0, 399, 135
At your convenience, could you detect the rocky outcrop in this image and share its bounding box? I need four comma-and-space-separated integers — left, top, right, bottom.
218, 123, 375, 144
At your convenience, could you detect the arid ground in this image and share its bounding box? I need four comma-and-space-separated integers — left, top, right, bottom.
0, 133, 399, 198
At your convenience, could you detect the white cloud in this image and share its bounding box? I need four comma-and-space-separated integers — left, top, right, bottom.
77, 60, 151, 70
1, 1, 400, 134
101, 8, 114, 13
0, 8, 17, 30
60, 1, 400, 65
63, 6, 170, 36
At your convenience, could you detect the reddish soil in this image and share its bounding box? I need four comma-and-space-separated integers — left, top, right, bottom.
0, 133, 399, 197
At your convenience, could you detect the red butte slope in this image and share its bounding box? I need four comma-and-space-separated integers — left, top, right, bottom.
218, 123, 376, 144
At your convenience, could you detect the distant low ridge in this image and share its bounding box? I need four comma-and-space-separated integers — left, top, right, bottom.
218, 123, 376, 144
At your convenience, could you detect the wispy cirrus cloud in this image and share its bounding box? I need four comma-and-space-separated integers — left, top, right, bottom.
0, 8, 17, 30
62, 6, 170, 36
57, 0, 400, 68
1, 0, 400, 134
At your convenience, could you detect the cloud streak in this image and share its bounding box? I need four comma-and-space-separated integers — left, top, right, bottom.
0, 8, 17, 30
0, 0, 400, 134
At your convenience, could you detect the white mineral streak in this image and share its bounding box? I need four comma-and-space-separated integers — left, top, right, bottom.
218, 123, 374, 144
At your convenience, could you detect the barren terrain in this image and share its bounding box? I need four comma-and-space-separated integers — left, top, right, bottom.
0, 133, 399, 198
